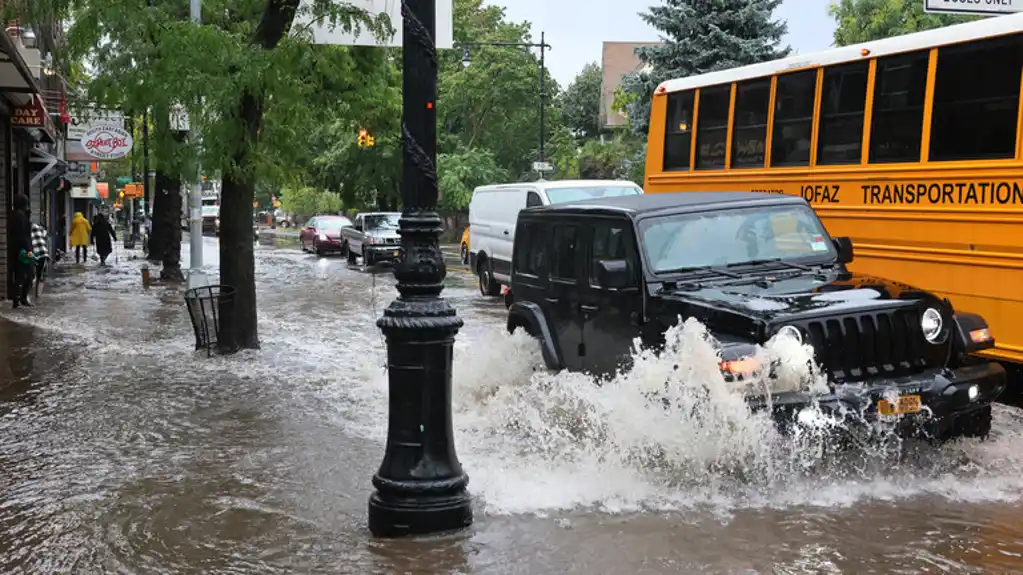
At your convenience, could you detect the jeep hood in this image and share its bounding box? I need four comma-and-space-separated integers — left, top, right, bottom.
656, 271, 938, 326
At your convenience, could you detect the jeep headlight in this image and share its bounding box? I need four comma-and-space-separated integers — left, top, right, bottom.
775, 325, 802, 344
921, 307, 943, 343
318, 232, 328, 241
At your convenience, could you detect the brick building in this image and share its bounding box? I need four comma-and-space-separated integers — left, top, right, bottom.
600, 41, 662, 129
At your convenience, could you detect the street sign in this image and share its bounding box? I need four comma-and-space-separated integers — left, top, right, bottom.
170, 104, 190, 132
67, 108, 124, 141
532, 161, 554, 173
296, 0, 453, 49
117, 176, 132, 184
924, 0, 1023, 16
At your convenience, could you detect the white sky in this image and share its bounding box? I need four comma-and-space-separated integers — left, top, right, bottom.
483, 0, 838, 87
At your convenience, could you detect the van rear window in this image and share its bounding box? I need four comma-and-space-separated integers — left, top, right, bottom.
545, 186, 642, 205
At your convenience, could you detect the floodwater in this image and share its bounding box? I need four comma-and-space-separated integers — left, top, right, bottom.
1, 234, 1023, 574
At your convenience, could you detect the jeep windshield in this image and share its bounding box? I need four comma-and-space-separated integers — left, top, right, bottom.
545, 184, 642, 204
641, 204, 836, 274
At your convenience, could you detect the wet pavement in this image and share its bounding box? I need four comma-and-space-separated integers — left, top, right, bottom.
2, 234, 1023, 574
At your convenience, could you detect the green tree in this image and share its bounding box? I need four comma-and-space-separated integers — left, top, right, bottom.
31, 0, 390, 352
438, 147, 507, 210
280, 186, 342, 222
560, 62, 603, 140
576, 137, 645, 183
829, 0, 977, 46
621, 0, 790, 135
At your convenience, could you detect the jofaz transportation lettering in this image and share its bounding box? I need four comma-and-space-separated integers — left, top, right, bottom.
861, 182, 1023, 205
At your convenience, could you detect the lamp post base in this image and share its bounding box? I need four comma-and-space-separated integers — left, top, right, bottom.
368, 488, 472, 538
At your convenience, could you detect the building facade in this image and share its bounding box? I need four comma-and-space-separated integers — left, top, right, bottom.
1, 21, 64, 302
600, 41, 662, 129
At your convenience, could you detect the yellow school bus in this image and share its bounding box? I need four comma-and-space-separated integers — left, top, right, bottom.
644, 13, 1023, 375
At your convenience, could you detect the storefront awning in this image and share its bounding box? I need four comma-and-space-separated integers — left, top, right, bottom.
29, 147, 68, 187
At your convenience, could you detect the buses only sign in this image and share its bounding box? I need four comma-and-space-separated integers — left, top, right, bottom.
925, 0, 1023, 16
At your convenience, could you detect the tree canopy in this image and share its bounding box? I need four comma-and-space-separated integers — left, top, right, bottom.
829, 0, 977, 46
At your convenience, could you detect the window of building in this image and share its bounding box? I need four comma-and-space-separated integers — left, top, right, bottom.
663, 91, 695, 171
526, 191, 544, 207
770, 70, 816, 167
929, 34, 1023, 162
515, 223, 548, 276
551, 225, 578, 280
730, 79, 771, 169
589, 223, 633, 286
695, 85, 731, 170
817, 62, 868, 165
869, 50, 928, 163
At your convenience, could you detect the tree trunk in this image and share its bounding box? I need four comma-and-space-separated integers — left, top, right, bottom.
218, 89, 262, 353
148, 171, 168, 263
157, 170, 184, 282
216, 0, 300, 353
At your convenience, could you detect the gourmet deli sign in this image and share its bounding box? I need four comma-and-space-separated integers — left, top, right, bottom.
81, 124, 134, 160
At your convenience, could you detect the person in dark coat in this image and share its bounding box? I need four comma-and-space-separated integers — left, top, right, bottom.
10, 194, 33, 308
90, 213, 117, 265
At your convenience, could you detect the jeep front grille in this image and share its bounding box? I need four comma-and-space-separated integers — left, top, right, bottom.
800, 308, 936, 382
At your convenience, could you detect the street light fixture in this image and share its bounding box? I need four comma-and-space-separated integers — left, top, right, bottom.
456, 32, 552, 168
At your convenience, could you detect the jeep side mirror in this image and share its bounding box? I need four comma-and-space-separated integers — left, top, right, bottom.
833, 236, 854, 264
597, 259, 630, 289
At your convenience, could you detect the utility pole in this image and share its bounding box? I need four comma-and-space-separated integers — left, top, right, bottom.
186, 0, 208, 289
142, 110, 150, 218
368, 0, 472, 538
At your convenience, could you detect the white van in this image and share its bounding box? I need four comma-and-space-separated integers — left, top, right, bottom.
468, 179, 643, 296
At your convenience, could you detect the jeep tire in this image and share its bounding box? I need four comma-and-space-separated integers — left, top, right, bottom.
478, 256, 501, 297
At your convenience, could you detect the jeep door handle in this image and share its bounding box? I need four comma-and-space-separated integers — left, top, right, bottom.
580, 304, 599, 313
503, 230, 509, 235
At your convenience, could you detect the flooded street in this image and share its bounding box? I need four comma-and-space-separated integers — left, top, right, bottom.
2, 234, 1023, 574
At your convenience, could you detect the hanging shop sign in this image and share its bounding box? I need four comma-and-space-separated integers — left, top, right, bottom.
81, 124, 134, 160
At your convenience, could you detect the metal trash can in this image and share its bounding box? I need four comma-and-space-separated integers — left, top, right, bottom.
184, 285, 235, 356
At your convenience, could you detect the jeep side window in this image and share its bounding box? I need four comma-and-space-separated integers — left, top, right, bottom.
551, 225, 578, 280
590, 223, 634, 287
515, 223, 548, 276
526, 191, 543, 207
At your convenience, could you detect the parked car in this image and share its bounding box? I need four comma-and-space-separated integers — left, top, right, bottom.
469, 179, 642, 297
299, 215, 354, 255
340, 212, 403, 265
460, 226, 470, 265
506, 191, 1005, 441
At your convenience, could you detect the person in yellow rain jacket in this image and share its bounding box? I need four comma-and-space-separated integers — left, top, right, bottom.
69, 212, 92, 264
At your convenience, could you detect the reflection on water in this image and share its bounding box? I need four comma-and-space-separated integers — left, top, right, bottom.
0, 237, 1021, 573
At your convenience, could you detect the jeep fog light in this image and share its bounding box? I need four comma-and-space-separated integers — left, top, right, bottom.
921, 308, 943, 343
776, 325, 802, 344
720, 357, 760, 377
968, 384, 979, 401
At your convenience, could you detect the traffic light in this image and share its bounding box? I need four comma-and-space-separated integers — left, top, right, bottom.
366, 135, 375, 147
357, 129, 368, 147
119, 190, 125, 199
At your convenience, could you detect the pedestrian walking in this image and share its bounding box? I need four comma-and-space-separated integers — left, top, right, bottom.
91, 213, 117, 265
30, 222, 50, 302
70, 211, 91, 264
10, 194, 34, 308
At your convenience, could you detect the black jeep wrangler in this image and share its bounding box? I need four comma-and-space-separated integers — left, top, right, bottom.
506, 192, 1005, 440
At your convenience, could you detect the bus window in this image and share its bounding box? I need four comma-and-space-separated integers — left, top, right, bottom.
929, 33, 1023, 162
869, 50, 928, 164
770, 70, 815, 167
817, 61, 869, 165
730, 79, 771, 169
695, 85, 731, 170
664, 91, 695, 171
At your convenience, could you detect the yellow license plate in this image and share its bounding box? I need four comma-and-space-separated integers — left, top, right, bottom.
877, 395, 921, 416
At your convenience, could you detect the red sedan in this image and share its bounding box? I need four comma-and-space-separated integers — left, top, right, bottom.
299, 215, 353, 256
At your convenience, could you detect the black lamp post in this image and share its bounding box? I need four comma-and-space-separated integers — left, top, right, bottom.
458, 32, 552, 166
368, 0, 473, 538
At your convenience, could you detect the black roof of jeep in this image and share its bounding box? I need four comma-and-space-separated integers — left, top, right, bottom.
524, 192, 807, 219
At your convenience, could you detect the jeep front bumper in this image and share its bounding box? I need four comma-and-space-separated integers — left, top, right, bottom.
749, 362, 1006, 431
